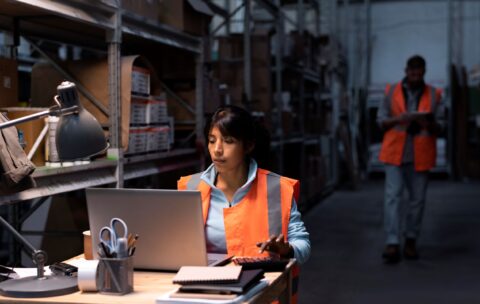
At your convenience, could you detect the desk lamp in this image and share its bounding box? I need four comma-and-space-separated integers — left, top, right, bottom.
0, 81, 108, 297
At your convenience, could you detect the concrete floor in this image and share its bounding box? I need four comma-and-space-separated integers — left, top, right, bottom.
298, 179, 480, 304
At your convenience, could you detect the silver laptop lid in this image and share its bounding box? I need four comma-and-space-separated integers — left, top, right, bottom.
86, 188, 208, 271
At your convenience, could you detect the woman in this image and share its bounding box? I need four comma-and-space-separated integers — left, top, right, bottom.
178, 105, 310, 264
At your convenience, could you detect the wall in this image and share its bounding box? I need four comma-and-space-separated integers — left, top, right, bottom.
338, 1, 480, 88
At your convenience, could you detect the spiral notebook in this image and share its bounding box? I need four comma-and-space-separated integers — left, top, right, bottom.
172, 266, 242, 285
178, 269, 265, 294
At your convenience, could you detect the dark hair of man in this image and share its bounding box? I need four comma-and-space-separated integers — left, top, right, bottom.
407, 55, 426, 70
205, 105, 271, 167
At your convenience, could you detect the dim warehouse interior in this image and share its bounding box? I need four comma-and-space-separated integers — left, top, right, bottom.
1, 0, 480, 303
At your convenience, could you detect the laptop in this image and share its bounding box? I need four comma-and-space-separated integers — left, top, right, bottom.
86, 188, 231, 271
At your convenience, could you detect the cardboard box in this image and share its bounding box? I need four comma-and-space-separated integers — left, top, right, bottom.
214, 30, 272, 112
126, 126, 148, 155
0, 107, 48, 166
122, 0, 160, 21
159, 0, 213, 36
0, 58, 18, 108
30, 56, 162, 150
147, 94, 169, 124
130, 95, 149, 125
132, 66, 150, 96
157, 49, 196, 80
204, 76, 221, 114
218, 31, 272, 65
147, 125, 170, 151
167, 89, 196, 122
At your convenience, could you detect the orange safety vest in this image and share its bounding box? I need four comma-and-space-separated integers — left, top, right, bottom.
379, 82, 441, 171
178, 168, 301, 303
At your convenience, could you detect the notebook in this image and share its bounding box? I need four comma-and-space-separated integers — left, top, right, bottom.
86, 188, 231, 271
173, 266, 242, 285
156, 280, 269, 304
178, 269, 265, 294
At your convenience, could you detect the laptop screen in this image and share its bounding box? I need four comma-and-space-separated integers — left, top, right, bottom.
86, 188, 209, 271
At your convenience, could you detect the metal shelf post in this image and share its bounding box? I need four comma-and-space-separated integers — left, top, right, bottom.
107, 2, 123, 188
244, 0, 252, 106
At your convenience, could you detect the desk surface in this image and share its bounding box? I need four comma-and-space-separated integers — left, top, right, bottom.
0, 259, 295, 304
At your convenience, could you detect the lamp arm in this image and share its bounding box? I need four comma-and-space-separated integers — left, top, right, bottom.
0, 215, 48, 279
0, 104, 79, 131
55, 105, 79, 116
0, 110, 51, 130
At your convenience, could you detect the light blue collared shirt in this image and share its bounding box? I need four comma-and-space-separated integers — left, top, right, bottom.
200, 159, 311, 264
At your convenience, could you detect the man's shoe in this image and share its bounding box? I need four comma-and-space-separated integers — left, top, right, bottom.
404, 238, 419, 260
382, 245, 400, 264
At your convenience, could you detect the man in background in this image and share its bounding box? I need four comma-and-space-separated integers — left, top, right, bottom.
377, 55, 445, 263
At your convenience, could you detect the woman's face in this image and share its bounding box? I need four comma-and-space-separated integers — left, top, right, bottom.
208, 126, 249, 174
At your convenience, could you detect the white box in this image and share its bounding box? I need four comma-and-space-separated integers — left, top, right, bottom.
130, 95, 149, 125
131, 66, 150, 96
126, 126, 148, 154
147, 125, 170, 152
147, 94, 168, 124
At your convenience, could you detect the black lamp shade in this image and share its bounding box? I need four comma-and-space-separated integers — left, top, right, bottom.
55, 81, 108, 160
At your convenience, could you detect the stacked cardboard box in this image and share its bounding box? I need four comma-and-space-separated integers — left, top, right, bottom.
30, 55, 172, 155
147, 125, 170, 151
127, 126, 149, 154
123, 0, 214, 37
127, 67, 171, 155
214, 30, 272, 113
122, 0, 160, 22
0, 58, 18, 108
158, 0, 213, 36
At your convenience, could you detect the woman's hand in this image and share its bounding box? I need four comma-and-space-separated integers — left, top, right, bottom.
256, 234, 294, 259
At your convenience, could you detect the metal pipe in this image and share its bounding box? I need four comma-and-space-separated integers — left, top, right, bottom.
365, 0, 371, 87
107, 4, 123, 187
298, 0, 305, 32
0, 110, 51, 130
212, 3, 245, 35
0, 216, 37, 256
447, 0, 452, 176
195, 38, 206, 170
161, 82, 196, 114
244, 0, 252, 105
28, 124, 49, 160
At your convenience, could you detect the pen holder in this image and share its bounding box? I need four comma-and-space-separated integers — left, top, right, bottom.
97, 256, 134, 295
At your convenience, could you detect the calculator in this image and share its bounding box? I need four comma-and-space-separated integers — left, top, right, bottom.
232, 257, 289, 272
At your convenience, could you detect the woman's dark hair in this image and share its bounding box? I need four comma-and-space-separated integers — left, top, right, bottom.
205, 105, 270, 167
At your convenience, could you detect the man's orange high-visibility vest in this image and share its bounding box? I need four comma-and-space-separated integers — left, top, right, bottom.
379, 82, 442, 171
178, 168, 301, 303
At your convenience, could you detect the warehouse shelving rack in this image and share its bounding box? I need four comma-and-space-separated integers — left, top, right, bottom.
209, 0, 339, 210
0, 0, 205, 203
0, 0, 205, 262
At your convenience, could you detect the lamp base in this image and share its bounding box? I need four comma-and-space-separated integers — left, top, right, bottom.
0, 275, 78, 298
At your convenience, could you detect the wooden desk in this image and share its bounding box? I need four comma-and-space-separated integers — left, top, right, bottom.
0, 259, 295, 304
